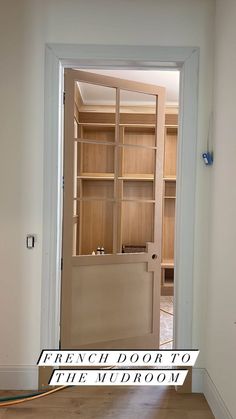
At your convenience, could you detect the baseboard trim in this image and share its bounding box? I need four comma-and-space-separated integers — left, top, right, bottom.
203, 370, 233, 419
0, 366, 38, 390
192, 367, 204, 393
192, 368, 233, 419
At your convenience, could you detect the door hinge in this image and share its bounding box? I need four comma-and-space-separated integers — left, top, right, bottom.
61, 258, 63, 271
63, 91, 65, 105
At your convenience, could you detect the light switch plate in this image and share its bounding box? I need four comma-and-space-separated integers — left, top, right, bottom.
26, 234, 36, 249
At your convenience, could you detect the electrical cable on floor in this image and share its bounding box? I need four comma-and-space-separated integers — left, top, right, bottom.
0, 365, 116, 408
0, 389, 52, 402
159, 339, 173, 347
160, 302, 174, 346
160, 308, 173, 316
0, 385, 69, 408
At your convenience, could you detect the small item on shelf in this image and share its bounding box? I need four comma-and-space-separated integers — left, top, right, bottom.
101, 247, 105, 254
122, 244, 146, 253
96, 247, 101, 255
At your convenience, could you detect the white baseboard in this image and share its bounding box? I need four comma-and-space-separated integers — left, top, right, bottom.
0, 366, 38, 390
203, 370, 233, 419
192, 367, 204, 393
190, 368, 233, 419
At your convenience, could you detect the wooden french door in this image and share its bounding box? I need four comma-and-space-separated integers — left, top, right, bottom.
61, 69, 166, 349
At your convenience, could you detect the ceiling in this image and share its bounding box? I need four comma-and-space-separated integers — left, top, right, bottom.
77, 69, 179, 106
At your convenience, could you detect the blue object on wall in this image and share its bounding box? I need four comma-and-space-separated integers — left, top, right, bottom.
202, 151, 213, 166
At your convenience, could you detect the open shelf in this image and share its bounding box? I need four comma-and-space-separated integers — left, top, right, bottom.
79, 123, 116, 127
78, 142, 115, 175
161, 267, 174, 296
123, 180, 154, 201
162, 199, 175, 264
164, 177, 176, 181
121, 201, 154, 249
78, 173, 115, 180
163, 268, 174, 285
122, 126, 156, 147
164, 127, 177, 179
81, 125, 115, 142
121, 148, 155, 179
78, 175, 155, 181
120, 123, 155, 128
164, 180, 176, 198
78, 199, 114, 256
161, 260, 174, 268
118, 174, 154, 181
161, 125, 177, 296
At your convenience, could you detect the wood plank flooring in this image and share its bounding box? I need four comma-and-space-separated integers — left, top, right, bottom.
0, 386, 215, 418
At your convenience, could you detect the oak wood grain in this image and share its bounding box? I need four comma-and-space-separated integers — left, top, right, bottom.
0, 386, 214, 418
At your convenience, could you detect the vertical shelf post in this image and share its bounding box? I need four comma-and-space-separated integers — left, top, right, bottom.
113, 88, 120, 254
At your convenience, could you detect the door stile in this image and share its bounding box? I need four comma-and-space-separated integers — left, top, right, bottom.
113, 88, 120, 253
151, 92, 166, 343
61, 69, 75, 347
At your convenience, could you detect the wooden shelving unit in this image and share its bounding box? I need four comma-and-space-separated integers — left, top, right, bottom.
161, 126, 177, 296
73, 83, 178, 296
74, 121, 156, 257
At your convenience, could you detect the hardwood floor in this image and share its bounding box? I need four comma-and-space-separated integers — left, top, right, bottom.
0, 386, 215, 418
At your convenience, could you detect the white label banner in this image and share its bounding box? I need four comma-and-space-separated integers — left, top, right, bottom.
38, 350, 199, 367
49, 369, 188, 386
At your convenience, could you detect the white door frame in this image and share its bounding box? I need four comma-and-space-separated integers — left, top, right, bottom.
41, 44, 199, 351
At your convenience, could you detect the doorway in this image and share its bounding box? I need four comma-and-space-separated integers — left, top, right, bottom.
41, 44, 198, 361
61, 68, 179, 350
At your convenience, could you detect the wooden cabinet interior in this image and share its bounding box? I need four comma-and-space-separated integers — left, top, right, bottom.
73, 83, 177, 295
161, 126, 177, 296
121, 201, 154, 247
164, 127, 177, 178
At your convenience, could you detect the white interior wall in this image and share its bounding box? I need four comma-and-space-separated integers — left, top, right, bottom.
206, 1, 236, 417
0, 0, 214, 387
